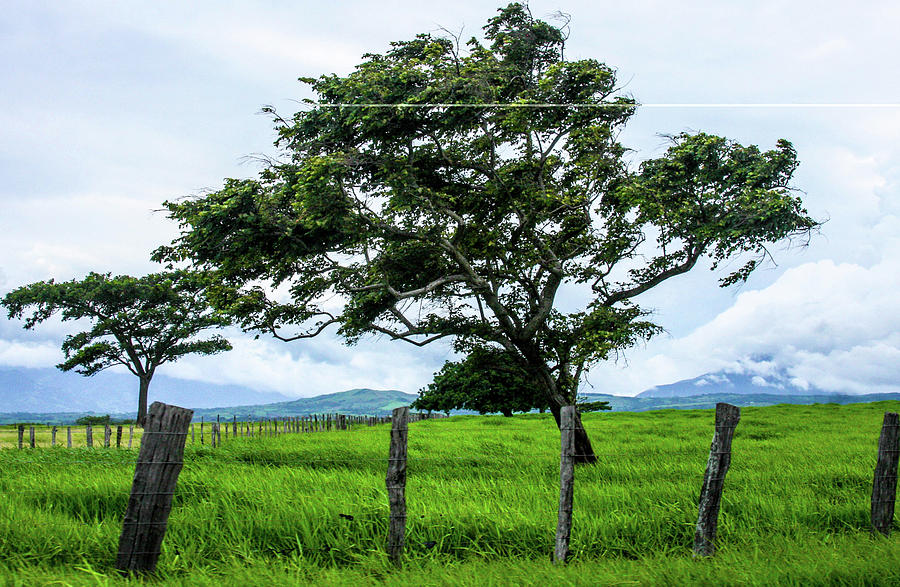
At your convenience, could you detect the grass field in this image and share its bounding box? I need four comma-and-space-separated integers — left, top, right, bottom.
0, 424, 144, 449
1, 401, 899, 585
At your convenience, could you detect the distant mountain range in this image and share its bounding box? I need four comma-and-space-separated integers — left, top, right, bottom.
581, 367, 900, 413
0, 365, 292, 420
2, 364, 899, 425
636, 370, 833, 398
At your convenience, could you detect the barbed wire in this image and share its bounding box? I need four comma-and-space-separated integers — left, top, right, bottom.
0, 451, 854, 466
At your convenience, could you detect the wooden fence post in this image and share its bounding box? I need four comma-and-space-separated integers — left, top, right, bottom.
51, 425, 58, 447
693, 402, 741, 557
86, 425, 93, 448
128, 426, 134, 449
29, 427, 35, 448
116, 402, 193, 574
386, 406, 409, 567
117, 425, 123, 448
67, 426, 72, 448
872, 412, 900, 536
17, 425, 24, 449
104, 424, 111, 448
555, 405, 576, 564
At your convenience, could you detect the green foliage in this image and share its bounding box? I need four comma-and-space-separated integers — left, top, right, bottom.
574, 398, 611, 413
75, 415, 111, 426
154, 3, 819, 423
1, 270, 232, 424
413, 346, 549, 416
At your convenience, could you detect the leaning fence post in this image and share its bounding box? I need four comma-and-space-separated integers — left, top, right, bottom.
116, 401, 193, 574
872, 412, 900, 536
693, 402, 741, 557
386, 406, 409, 567
555, 405, 576, 564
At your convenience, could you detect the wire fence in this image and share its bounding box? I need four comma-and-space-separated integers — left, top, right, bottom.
1, 404, 897, 571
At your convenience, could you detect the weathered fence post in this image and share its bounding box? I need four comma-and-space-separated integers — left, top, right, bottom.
67, 426, 72, 448
104, 424, 111, 448
693, 402, 741, 557
116, 402, 193, 574
17, 425, 24, 449
555, 405, 576, 564
386, 406, 409, 567
86, 425, 93, 448
29, 427, 35, 448
117, 425, 123, 448
872, 411, 900, 536
51, 425, 58, 447
128, 426, 134, 449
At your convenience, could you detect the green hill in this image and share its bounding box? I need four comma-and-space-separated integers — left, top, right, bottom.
189, 388, 417, 421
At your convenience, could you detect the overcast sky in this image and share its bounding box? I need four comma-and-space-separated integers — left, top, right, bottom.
2, 1, 898, 398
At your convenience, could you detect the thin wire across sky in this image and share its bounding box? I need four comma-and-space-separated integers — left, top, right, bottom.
308, 103, 900, 108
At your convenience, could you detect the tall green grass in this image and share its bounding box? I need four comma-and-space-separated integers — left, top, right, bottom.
1, 401, 899, 585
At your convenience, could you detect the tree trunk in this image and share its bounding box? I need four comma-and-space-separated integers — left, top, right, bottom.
548, 401, 597, 465
136, 376, 151, 427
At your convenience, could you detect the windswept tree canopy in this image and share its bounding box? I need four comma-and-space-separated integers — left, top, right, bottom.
2, 270, 232, 425
155, 3, 818, 462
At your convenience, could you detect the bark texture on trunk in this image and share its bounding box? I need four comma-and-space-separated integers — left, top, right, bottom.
137, 376, 151, 427
548, 400, 597, 465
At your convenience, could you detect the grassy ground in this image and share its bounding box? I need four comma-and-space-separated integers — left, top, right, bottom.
0, 424, 143, 449
1, 401, 899, 585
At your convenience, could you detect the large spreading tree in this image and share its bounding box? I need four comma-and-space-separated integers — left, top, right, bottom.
155, 3, 818, 463
2, 271, 232, 426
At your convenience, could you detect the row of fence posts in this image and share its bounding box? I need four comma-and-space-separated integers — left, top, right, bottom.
112, 402, 900, 574
384, 403, 900, 566
4, 412, 444, 450
188, 413, 434, 447
8, 424, 135, 449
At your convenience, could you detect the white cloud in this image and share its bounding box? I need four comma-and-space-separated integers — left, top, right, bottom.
589, 253, 900, 395
0, 340, 62, 368
0, 194, 175, 286
162, 334, 451, 397
799, 37, 851, 62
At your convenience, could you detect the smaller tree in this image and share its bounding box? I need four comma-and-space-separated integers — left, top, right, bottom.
413, 346, 550, 416
413, 346, 611, 416
2, 270, 232, 426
